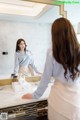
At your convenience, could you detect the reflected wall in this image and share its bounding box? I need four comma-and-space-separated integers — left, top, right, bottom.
0, 0, 66, 76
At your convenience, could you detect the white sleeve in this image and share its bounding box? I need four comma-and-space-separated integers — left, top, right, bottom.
32, 50, 54, 99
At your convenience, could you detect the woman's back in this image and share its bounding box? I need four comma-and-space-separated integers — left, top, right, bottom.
47, 49, 80, 84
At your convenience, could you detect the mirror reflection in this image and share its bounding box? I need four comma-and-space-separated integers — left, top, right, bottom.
0, 0, 61, 78
13, 38, 42, 76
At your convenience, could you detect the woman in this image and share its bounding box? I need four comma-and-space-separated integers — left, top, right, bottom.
14, 38, 41, 76
22, 18, 80, 120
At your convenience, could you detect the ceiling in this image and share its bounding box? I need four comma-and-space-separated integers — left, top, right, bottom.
0, 0, 52, 17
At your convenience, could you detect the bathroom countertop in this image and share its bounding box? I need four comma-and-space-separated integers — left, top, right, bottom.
0, 82, 53, 109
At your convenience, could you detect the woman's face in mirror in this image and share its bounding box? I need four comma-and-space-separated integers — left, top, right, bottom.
18, 41, 26, 51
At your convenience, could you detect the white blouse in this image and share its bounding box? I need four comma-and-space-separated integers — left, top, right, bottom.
32, 49, 80, 99
14, 51, 38, 75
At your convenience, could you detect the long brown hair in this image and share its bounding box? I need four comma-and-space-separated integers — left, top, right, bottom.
52, 17, 80, 80
16, 38, 27, 52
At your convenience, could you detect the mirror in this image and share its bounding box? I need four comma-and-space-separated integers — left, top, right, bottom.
0, 0, 67, 78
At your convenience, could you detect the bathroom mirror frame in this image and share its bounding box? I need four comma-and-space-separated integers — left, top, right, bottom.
23, 0, 67, 18
0, 0, 67, 85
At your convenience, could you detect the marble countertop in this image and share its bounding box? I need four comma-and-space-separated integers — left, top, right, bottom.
0, 82, 53, 109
